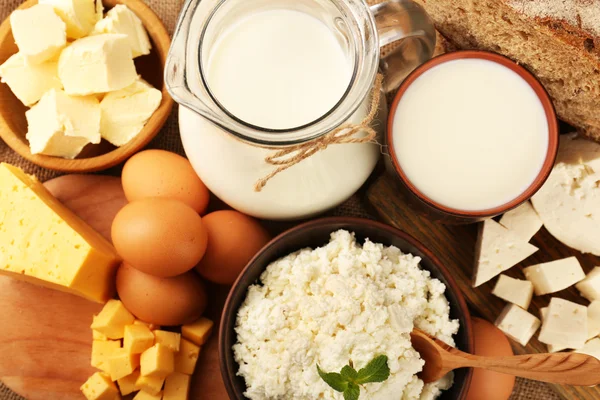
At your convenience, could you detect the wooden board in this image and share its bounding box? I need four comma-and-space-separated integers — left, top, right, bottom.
0, 175, 230, 400
366, 173, 600, 400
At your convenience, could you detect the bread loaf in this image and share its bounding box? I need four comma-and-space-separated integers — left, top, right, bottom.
414, 0, 600, 140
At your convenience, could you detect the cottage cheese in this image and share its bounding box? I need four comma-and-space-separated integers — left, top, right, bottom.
234, 230, 460, 400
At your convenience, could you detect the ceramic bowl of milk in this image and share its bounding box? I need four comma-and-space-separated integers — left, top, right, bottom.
386, 50, 559, 223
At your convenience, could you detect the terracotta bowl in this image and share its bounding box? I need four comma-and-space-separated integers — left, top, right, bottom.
219, 217, 474, 400
0, 0, 173, 172
385, 50, 559, 223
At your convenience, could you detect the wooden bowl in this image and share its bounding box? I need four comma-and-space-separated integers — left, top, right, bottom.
219, 217, 474, 400
0, 0, 173, 172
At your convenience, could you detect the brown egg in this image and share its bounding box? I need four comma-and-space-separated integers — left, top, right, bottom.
122, 150, 210, 214
466, 317, 515, 400
116, 263, 207, 326
195, 210, 271, 285
112, 198, 208, 277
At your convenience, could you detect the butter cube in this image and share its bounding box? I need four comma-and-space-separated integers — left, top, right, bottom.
99, 78, 162, 146
117, 370, 140, 396
495, 304, 540, 346
134, 320, 160, 331
134, 390, 163, 400
140, 343, 174, 379
135, 374, 165, 396
576, 338, 600, 360
91, 299, 135, 339
540, 308, 569, 353
91, 340, 121, 372
93, 5, 151, 58
153, 330, 181, 352
539, 298, 587, 350
0, 163, 119, 303
576, 267, 600, 301
124, 324, 155, 354
40, 0, 99, 39
81, 372, 120, 400
499, 201, 543, 241
174, 338, 200, 375
26, 89, 101, 159
491, 275, 534, 309
163, 372, 190, 400
10, 4, 66, 64
182, 317, 213, 346
0, 53, 62, 106
523, 257, 586, 295
59, 33, 137, 95
108, 348, 141, 381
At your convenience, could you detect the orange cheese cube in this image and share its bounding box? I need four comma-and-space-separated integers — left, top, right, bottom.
91, 339, 120, 372
117, 369, 140, 396
91, 299, 135, 339
135, 374, 165, 396
108, 348, 140, 381
134, 319, 160, 331
163, 372, 191, 400
181, 317, 213, 346
140, 343, 174, 378
174, 338, 200, 375
134, 390, 162, 400
80, 372, 120, 400
153, 330, 181, 352
124, 324, 154, 354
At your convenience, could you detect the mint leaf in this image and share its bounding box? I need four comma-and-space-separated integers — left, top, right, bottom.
343, 382, 360, 400
355, 355, 390, 384
340, 365, 358, 381
317, 365, 348, 392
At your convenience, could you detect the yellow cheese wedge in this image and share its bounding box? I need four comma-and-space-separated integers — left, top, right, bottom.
0, 163, 120, 302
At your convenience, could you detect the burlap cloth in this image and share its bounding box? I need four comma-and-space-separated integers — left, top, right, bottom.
0, 0, 562, 399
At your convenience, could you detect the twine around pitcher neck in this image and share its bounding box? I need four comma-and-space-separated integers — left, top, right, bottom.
253, 74, 383, 192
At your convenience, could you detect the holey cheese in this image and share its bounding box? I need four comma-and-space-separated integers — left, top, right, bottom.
0, 163, 120, 302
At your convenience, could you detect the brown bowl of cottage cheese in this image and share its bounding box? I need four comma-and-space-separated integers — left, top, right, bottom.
219, 217, 473, 400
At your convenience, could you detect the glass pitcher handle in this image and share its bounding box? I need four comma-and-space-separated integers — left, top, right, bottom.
370, 0, 437, 93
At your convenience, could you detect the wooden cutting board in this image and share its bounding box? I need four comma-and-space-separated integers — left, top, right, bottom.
0, 175, 230, 400
365, 173, 600, 400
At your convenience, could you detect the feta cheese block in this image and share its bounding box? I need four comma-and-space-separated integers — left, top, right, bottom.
576, 338, 600, 360
499, 201, 543, 241
491, 274, 534, 309
26, 89, 101, 159
58, 33, 137, 95
531, 134, 600, 255
495, 303, 541, 346
40, 0, 99, 39
523, 257, 586, 295
100, 78, 161, 146
0, 163, 120, 303
10, 4, 66, 64
473, 219, 538, 287
576, 267, 600, 301
0, 53, 62, 106
538, 298, 587, 350
540, 308, 568, 353
93, 5, 151, 58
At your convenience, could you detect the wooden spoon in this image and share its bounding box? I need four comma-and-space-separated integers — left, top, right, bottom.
411, 329, 600, 386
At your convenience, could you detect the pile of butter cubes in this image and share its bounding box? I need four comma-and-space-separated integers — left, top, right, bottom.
82, 300, 213, 400
0, 0, 162, 159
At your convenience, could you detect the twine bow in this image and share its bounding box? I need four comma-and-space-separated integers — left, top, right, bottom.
254, 74, 383, 192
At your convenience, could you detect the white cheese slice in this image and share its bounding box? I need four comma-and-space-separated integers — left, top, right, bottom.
58, 34, 137, 95
0, 53, 62, 106
473, 219, 538, 287
495, 303, 540, 346
523, 257, 585, 295
39, 0, 98, 39
25, 89, 100, 159
491, 274, 534, 309
588, 301, 600, 340
575, 338, 600, 360
576, 267, 600, 301
540, 307, 568, 352
531, 134, 600, 256
10, 4, 66, 65
538, 298, 587, 350
99, 78, 161, 146
499, 201, 543, 241
93, 5, 151, 58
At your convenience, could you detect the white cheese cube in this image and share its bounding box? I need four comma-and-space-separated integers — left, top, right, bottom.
576, 267, 600, 301
93, 5, 151, 58
587, 301, 600, 340
10, 4, 66, 64
58, 34, 137, 95
473, 219, 538, 287
499, 201, 543, 241
491, 274, 534, 309
575, 338, 600, 360
99, 78, 161, 146
540, 307, 568, 352
495, 304, 540, 346
26, 89, 100, 159
39, 0, 98, 39
539, 298, 587, 350
0, 53, 62, 106
523, 257, 585, 295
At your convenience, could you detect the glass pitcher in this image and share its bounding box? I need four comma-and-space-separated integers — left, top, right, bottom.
165, 0, 436, 220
